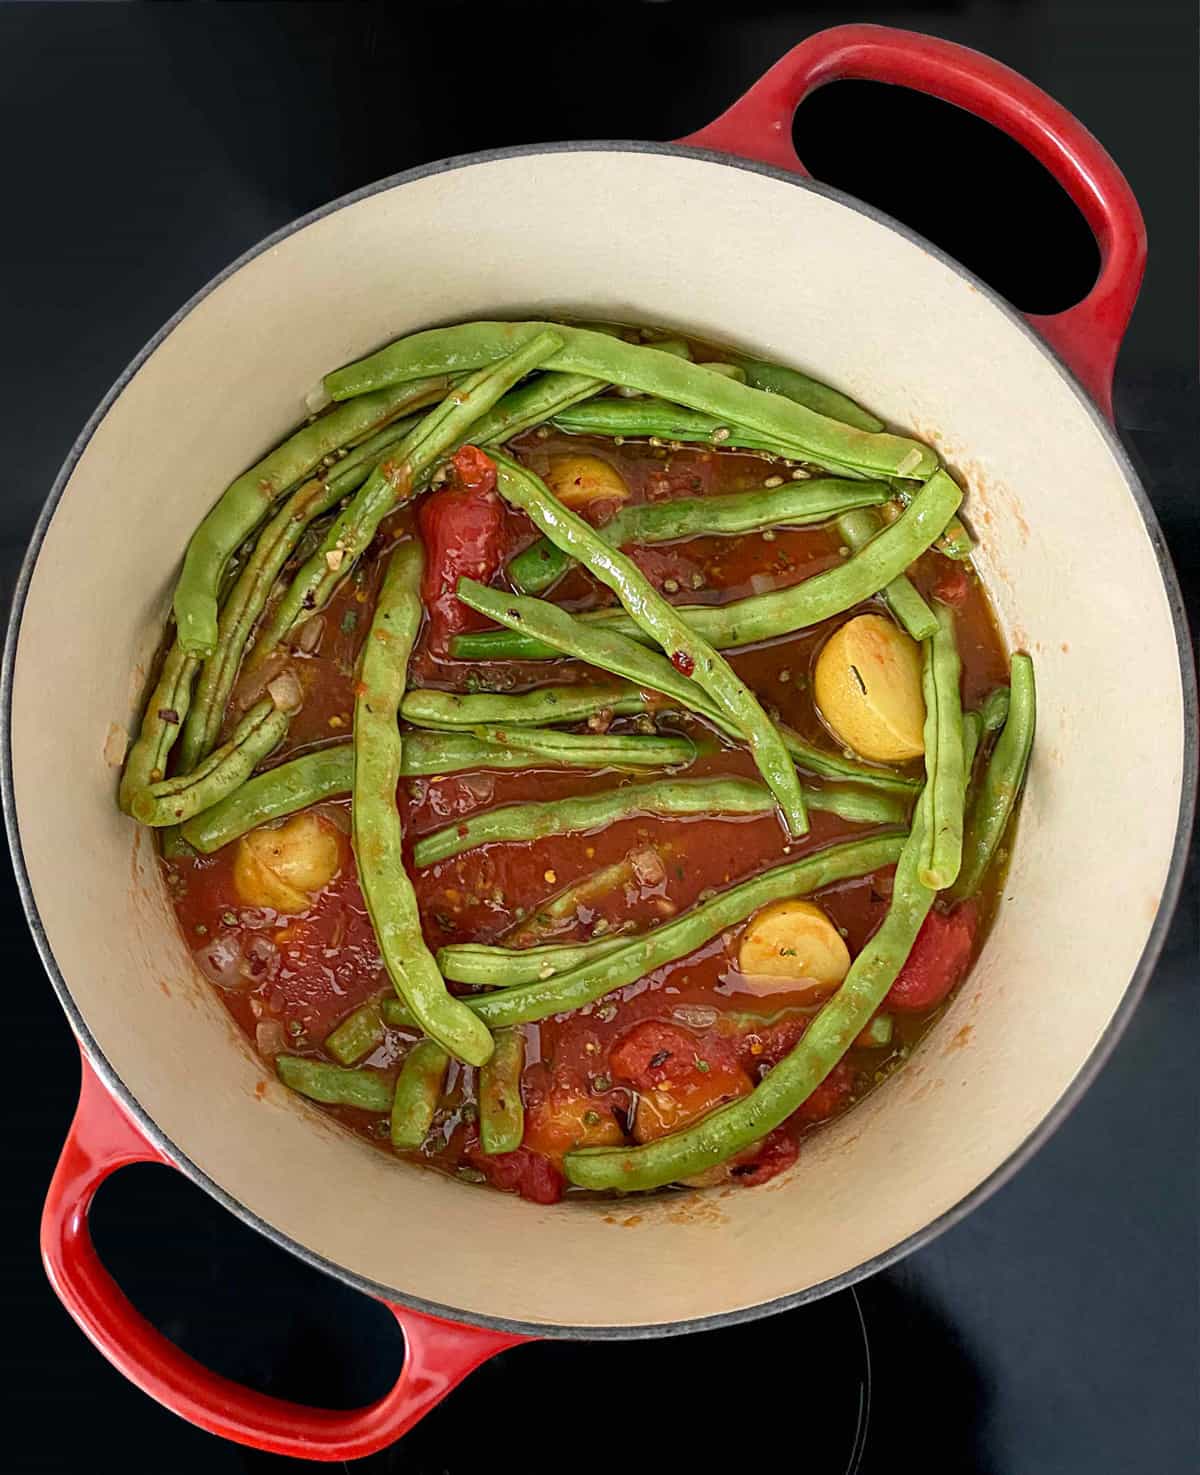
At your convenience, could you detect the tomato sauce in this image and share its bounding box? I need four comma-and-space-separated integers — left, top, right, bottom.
164, 406, 1013, 1202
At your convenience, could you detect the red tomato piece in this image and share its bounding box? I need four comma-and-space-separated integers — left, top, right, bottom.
466, 1137, 564, 1204
610, 1020, 736, 1090
729, 1127, 800, 1187
792, 1059, 854, 1123
885, 901, 979, 1013
931, 560, 970, 608
417, 445, 505, 654
736, 1012, 809, 1073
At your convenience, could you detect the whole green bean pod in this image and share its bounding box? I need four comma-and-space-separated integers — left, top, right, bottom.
504, 854, 646, 948
252, 332, 561, 667
961, 711, 983, 790
414, 777, 776, 868
730, 356, 885, 433
471, 371, 606, 445
325, 323, 939, 481
118, 642, 200, 814
462, 724, 694, 767
550, 396, 837, 462
509, 478, 890, 597
325, 1001, 386, 1067
181, 746, 352, 852
951, 654, 1035, 900
416, 774, 906, 868
918, 605, 966, 890
478, 1029, 526, 1154
437, 936, 632, 988
564, 816, 934, 1191
276, 1056, 393, 1112
400, 681, 651, 729
491, 452, 808, 836
836, 507, 938, 641
130, 698, 288, 826
390, 1039, 451, 1151
353, 542, 493, 1067
452, 469, 963, 660
403, 677, 918, 796
173, 378, 449, 657
384, 833, 905, 1033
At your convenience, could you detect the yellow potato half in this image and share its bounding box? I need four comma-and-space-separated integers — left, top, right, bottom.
543, 454, 630, 510
234, 813, 341, 914
814, 613, 925, 762
738, 899, 851, 990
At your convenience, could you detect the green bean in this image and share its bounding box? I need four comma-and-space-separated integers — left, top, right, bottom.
504, 853, 646, 948
479, 1029, 526, 1154
471, 371, 605, 445
130, 698, 288, 826
417, 774, 907, 868
918, 605, 965, 890
276, 1056, 393, 1112
645, 338, 692, 359
325, 1002, 386, 1067
700, 362, 746, 381
961, 711, 982, 789
951, 654, 1035, 900
403, 676, 917, 796
836, 507, 937, 641
174, 379, 449, 657
400, 681, 651, 729
550, 396, 834, 460
252, 332, 562, 667
353, 543, 493, 1067
730, 356, 885, 433
119, 642, 200, 814
491, 452, 809, 836
937, 515, 975, 560
457, 725, 694, 768
437, 936, 632, 988
509, 478, 889, 596
390, 1039, 450, 1151
325, 323, 939, 481
981, 686, 1011, 733
382, 833, 906, 1035
564, 816, 933, 1190
415, 777, 775, 868
453, 468, 962, 660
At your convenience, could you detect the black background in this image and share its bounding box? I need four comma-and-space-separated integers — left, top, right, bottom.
1, 3, 1196, 1472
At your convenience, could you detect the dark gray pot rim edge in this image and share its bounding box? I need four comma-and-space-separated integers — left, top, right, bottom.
4, 139, 1196, 1345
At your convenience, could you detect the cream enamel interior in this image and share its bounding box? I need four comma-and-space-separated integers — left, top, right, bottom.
11, 149, 1187, 1331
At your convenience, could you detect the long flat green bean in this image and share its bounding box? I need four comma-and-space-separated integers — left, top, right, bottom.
564, 815, 933, 1190
836, 507, 938, 641
730, 356, 885, 433
479, 1029, 525, 1154
384, 833, 905, 1033
437, 936, 632, 988
119, 642, 200, 814
353, 542, 493, 1067
951, 654, 1035, 900
276, 1056, 393, 1112
390, 1039, 450, 1151
472, 371, 605, 445
174, 379, 448, 657
453, 468, 962, 660
551, 396, 829, 458
252, 332, 561, 668
509, 478, 889, 596
130, 698, 288, 826
325, 323, 938, 481
492, 452, 808, 835
918, 605, 965, 890
459, 725, 693, 767
400, 681, 651, 729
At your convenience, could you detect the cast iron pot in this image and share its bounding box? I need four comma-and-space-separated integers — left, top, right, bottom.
6, 26, 1195, 1461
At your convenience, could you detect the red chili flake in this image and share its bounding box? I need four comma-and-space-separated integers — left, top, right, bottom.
671, 649, 695, 676
457, 824, 469, 837
648, 1050, 671, 1068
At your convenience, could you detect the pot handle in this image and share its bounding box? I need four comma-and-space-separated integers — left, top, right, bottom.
676, 22, 1146, 420
41, 1052, 528, 1460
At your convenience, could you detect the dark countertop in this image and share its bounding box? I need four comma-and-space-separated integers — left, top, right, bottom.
1, 4, 1195, 1472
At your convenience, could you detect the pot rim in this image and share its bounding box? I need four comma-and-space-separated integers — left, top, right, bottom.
5, 139, 1196, 1341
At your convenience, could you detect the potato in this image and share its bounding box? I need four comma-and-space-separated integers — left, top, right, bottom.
543, 454, 630, 510
813, 613, 925, 761
738, 899, 851, 990
234, 812, 341, 914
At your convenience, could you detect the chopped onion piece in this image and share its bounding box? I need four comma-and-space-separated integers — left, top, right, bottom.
194, 933, 244, 990
255, 1020, 287, 1057
268, 669, 304, 713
